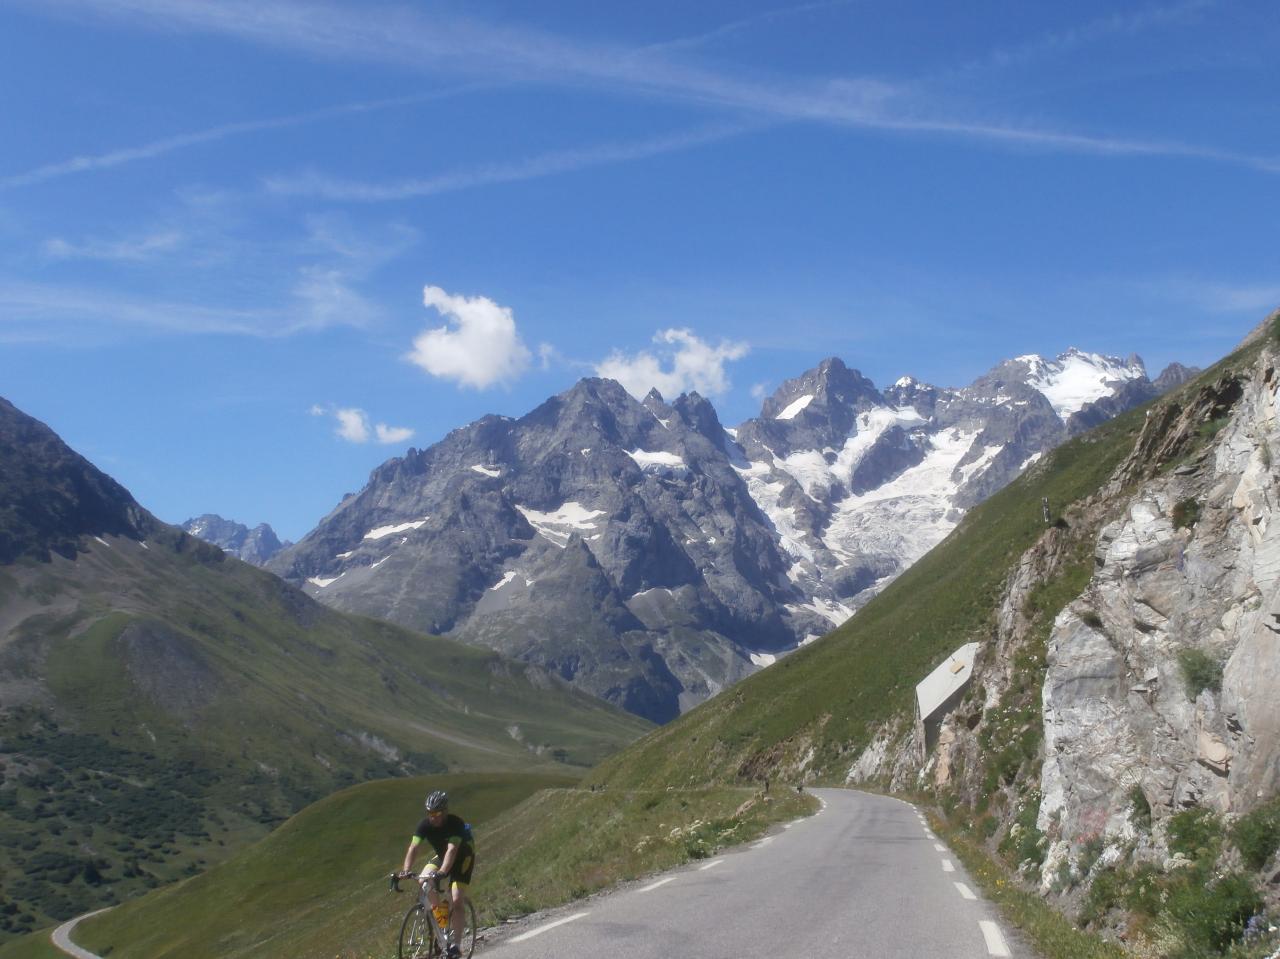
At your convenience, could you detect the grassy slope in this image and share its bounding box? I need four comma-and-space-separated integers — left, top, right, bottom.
0, 775, 813, 959
0, 534, 649, 938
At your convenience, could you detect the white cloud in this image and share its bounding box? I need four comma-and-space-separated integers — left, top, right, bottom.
44, 230, 183, 261
334, 407, 370, 442
596, 328, 749, 400
751, 382, 770, 401
312, 405, 414, 445
406, 285, 533, 389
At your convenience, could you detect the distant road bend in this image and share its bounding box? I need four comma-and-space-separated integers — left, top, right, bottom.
51, 908, 112, 959
487, 788, 1018, 959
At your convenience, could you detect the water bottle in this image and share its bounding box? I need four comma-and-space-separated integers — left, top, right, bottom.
433, 902, 450, 929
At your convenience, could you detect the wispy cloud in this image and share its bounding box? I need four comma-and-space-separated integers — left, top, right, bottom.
597, 328, 750, 400
940, 0, 1216, 81
0, 86, 483, 191
639, 0, 856, 56
27, 0, 1280, 177
265, 123, 752, 201
44, 230, 184, 261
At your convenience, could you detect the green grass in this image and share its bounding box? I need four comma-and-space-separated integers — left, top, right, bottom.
0, 776, 814, 959
0, 532, 649, 939
936, 813, 1127, 959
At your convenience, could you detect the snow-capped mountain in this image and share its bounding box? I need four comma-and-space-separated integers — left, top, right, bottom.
270, 348, 1182, 722
182, 514, 290, 565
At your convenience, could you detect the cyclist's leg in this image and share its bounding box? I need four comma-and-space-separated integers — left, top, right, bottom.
448, 851, 475, 955
422, 856, 443, 912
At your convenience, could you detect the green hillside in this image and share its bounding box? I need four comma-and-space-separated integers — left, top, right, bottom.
0, 531, 649, 940
0, 773, 811, 959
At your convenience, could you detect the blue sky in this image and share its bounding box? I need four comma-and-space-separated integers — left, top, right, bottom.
1, 0, 1276, 541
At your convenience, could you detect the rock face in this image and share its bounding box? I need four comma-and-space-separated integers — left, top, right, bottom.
273, 348, 1164, 721
1036, 352, 1279, 879
182, 514, 290, 565
731, 349, 1155, 626
0, 397, 156, 563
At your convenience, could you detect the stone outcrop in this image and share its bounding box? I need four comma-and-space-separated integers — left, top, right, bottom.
1034, 347, 1280, 883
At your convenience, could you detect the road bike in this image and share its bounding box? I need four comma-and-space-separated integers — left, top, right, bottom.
390, 871, 478, 959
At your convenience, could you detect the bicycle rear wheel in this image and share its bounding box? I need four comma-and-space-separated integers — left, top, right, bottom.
398, 903, 437, 959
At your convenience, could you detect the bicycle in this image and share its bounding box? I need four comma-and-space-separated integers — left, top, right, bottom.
389, 871, 478, 959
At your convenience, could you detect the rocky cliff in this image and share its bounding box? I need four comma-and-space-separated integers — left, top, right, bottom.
847, 316, 1280, 951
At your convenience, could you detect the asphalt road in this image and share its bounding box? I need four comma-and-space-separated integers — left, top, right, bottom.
484, 788, 1020, 959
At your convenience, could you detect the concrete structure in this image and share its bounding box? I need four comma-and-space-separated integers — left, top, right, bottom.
916, 643, 980, 759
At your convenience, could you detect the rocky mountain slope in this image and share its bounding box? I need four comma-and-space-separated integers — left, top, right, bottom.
0, 398, 648, 941
181, 514, 289, 565
586, 314, 1279, 957
273, 348, 1189, 722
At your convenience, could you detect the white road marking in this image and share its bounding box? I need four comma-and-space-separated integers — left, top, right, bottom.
925, 831, 936, 839
941, 859, 955, 872
639, 877, 676, 893
699, 859, 724, 871
753, 836, 775, 849
979, 920, 1011, 957
934, 843, 947, 852
954, 882, 977, 900
509, 912, 590, 943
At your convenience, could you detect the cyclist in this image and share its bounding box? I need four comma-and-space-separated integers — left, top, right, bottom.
399, 789, 475, 959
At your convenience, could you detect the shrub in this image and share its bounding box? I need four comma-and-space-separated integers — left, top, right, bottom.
1168, 806, 1223, 862
1165, 872, 1262, 954
1172, 498, 1201, 529
1232, 799, 1280, 870
1177, 647, 1223, 698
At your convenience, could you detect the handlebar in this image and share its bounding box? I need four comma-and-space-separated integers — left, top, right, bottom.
387, 870, 446, 893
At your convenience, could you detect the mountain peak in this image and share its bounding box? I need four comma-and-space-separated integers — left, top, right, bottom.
0, 397, 156, 563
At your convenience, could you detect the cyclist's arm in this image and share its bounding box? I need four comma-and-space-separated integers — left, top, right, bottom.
401, 836, 424, 876
438, 841, 460, 877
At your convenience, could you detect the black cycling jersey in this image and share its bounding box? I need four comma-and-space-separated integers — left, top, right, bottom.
413, 813, 473, 860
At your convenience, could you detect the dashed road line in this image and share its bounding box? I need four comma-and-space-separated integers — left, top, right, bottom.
639, 877, 677, 893
699, 859, 724, 871
934, 843, 947, 852
979, 920, 1011, 957
941, 859, 955, 873
954, 882, 977, 900
509, 912, 590, 943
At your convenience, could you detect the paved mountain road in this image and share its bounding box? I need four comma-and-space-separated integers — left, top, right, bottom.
485, 788, 1020, 959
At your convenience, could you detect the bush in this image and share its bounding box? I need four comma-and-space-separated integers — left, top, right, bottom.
1232, 799, 1280, 870
1168, 806, 1223, 863
1172, 498, 1202, 529
1165, 872, 1262, 954
1178, 648, 1223, 698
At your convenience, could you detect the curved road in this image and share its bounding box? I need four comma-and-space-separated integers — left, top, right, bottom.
52, 790, 1019, 959
485, 788, 1020, 959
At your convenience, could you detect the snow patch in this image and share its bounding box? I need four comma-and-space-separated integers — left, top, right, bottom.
627, 449, 689, 472
370, 556, 389, 570
364, 518, 428, 540
789, 597, 855, 628
775, 394, 814, 420
336, 550, 356, 560
515, 502, 607, 548
308, 574, 342, 588
750, 652, 777, 667
1026, 349, 1145, 419
470, 464, 501, 477
491, 570, 518, 591
93, 536, 111, 547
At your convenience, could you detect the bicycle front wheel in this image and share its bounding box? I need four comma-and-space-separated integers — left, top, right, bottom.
398, 903, 437, 959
